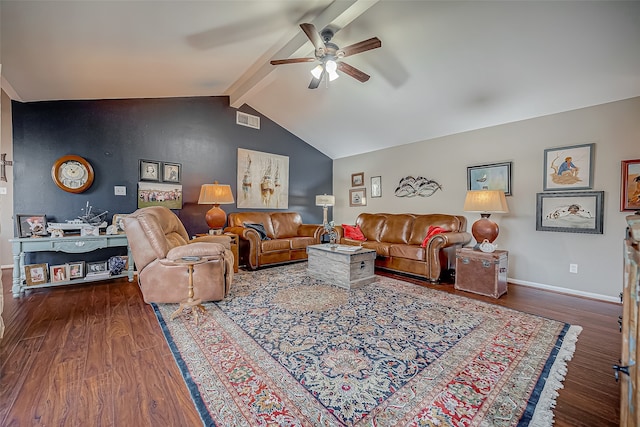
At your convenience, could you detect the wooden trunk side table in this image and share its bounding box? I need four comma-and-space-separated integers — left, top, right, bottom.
455, 248, 508, 298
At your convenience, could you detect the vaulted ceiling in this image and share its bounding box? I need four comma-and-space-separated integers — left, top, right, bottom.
2, 0, 639, 159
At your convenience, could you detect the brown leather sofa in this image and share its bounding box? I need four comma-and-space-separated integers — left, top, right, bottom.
225, 212, 323, 270
124, 206, 234, 303
336, 213, 472, 283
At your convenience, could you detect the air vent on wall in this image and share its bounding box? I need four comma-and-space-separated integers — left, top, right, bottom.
236, 111, 260, 129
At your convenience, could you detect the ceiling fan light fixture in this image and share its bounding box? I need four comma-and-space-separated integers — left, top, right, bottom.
325, 60, 339, 81
311, 64, 323, 79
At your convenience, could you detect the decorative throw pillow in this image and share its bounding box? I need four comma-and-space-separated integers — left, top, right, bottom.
243, 222, 270, 240
421, 225, 447, 247
342, 224, 366, 241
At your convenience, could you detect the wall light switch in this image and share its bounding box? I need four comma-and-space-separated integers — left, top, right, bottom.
0, 187, 7, 195
114, 186, 127, 196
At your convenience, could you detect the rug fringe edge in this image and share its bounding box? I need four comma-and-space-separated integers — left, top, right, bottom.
529, 324, 583, 426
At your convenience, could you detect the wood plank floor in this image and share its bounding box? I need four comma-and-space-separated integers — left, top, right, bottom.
0, 267, 621, 426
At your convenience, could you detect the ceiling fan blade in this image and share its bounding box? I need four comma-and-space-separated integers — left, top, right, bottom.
300, 23, 325, 53
337, 37, 382, 58
270, 57, 316, 65
308, 69, 325, 89
337, 61, 370, 83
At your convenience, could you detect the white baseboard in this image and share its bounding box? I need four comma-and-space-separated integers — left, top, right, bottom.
509, 277, 621, 304
1, 264, 13, 270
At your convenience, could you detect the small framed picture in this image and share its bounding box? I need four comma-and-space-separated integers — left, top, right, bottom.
543, 143, 594, 191
371, 176, 382, 198
16, 214, 48, 238
536, 191, 604, 234
621, 159, 640, 212
25, 263, 48, 286
112, 214, 129, 233
349, 188, 367, 207
162, 162, 181, 183
139, 159, 160, 182
467, 161, 512, 195
81, 226, 100, 237
351, 172, 364, 187
50, 264, 69, 283
86, 261, 108, 275
68, 261, 85, 279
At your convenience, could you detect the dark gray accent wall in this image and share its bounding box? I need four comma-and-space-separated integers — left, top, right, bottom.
12, 96, 332, 238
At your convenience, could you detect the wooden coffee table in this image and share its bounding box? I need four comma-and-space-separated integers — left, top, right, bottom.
306, 244, 377, 289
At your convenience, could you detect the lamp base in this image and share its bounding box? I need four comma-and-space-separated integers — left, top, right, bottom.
471, 214, 499, 249
205, 205, 227, 230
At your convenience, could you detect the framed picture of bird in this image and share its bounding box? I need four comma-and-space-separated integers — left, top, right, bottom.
467, 161, 512, 196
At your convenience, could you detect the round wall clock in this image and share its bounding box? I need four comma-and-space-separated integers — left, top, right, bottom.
51, 155, 95, 193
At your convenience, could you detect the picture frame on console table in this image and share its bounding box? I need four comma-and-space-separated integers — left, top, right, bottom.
621, 159, 640, 211
25, 263, 48, 286
68, 261, 85, 279
536, 191, 604, 234
467, 161, 512, 195
16, 214, 48, 238
350, 188, 367, 207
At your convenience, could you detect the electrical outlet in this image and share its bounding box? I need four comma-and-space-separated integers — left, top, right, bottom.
114, 186, 126, 196
569, 264, 578, 274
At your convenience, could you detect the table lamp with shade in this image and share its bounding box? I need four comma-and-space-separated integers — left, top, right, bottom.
463, 190, 509, 249
315, 194, 335, 225
198, 181, 235, 234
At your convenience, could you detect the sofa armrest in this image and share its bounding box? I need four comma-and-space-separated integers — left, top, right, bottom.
427, 231, 472, 249
298, 224, 324, 241
224, 225, 261, 269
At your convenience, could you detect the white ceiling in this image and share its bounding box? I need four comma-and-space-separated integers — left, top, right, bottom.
2, 0, 639, 159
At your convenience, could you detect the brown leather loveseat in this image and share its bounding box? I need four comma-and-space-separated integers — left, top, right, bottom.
336, 213, 472, 283
225, 212, 323, 270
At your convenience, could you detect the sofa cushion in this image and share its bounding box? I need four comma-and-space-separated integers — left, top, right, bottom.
421, 225, 447, 247
342, 224, 366, 241
243, 223, 271, 240
379, 214, 414, 244
271, 212, 303, 238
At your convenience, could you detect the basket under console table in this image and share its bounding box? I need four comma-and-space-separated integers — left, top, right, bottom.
10, 234, 134, 298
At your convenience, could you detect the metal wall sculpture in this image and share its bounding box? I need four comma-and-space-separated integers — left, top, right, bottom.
394, 176, 442, 197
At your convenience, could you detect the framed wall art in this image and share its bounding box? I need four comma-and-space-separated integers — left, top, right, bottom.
162, 162, 181, 183
371, 176, 381, 198
139, 159, 161, 182
25, 263, 48, 286
137, 182, 183, 209
536, 191, 604, 234
351, 172, 364, 187
621, 159, 640, 212
16, 214, 48, 238
349, 188, 367, 207
237, 148, 289, 209
543, 143, 594, 191
467, 161, 512, 195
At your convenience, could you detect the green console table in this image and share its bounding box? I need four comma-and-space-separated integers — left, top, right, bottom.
10, 234, 134, 298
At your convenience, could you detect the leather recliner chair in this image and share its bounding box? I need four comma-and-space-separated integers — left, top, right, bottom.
123, 206, 234, 303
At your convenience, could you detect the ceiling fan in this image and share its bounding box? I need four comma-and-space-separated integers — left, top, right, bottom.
270, 23, 382, 89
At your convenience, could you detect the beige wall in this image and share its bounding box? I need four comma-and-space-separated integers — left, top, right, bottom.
334, 96, 640, 301
0, 88, 14, 268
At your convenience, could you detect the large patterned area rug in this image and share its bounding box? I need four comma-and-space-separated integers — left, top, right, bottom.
153, 263, 582, 427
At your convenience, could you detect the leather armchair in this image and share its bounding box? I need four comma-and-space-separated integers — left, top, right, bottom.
123, 206, 234, 304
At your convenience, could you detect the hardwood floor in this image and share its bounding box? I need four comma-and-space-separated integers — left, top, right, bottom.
0, 268, 621, 426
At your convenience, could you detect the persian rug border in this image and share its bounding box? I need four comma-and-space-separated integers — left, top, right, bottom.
152, 265, 582, 427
